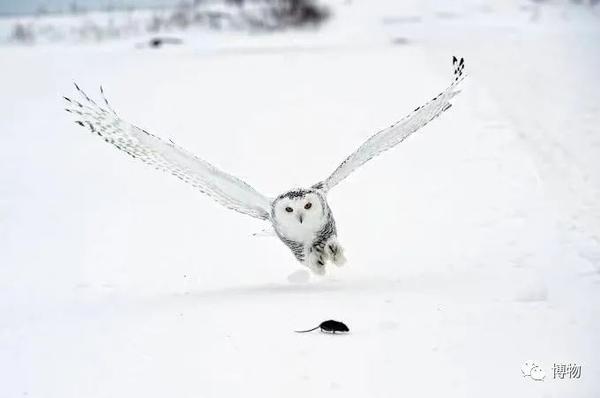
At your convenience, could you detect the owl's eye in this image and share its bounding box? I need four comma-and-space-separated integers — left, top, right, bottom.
285, 207, 293, 213
304, 202, 312, 210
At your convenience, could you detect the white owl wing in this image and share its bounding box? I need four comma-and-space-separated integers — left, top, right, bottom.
314, 56, 466, 192
64, 85, 272, 220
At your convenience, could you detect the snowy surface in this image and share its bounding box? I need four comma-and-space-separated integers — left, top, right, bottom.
1, 1, 600, 397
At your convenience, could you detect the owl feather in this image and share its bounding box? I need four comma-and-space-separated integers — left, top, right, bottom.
63, 56, 466, 271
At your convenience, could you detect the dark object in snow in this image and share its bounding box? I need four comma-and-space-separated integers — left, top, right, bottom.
245, 0, 330, 30
295, 320, 349, 334
391, 37, 410, 46
147, 37, 183, 48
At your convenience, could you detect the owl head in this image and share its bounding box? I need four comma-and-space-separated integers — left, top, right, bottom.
272, 188, 326, 236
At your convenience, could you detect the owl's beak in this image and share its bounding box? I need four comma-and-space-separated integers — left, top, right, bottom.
297, 213, 303, 224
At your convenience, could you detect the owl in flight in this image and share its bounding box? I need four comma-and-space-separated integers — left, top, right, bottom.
64, 56, 465, 275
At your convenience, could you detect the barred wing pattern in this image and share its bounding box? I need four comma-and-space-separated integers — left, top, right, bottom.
64, 86, 272, 220
315, 56, 466, 192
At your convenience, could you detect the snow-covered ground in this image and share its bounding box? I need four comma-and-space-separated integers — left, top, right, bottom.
1, 1, 599, 397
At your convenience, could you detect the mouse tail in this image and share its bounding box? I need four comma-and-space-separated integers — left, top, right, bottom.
294, 326, 320, 333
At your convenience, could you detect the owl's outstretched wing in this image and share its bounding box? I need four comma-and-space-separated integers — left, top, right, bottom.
64, 85, 272, 220
314, 56, 466, 193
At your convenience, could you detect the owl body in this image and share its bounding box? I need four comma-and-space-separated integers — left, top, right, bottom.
271, 188, 345, 274
64, 57, 465, 275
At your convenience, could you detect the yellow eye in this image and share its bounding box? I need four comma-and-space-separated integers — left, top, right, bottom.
304, 202, 312, 210
285, 207, 293, 213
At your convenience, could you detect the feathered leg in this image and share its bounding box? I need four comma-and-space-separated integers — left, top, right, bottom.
326, 238, 346, 266
306, 246, 327, 275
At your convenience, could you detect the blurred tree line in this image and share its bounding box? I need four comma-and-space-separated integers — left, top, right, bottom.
9, 0, 329, 44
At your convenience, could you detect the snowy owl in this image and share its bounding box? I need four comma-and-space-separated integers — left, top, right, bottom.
64, 56, 465, 275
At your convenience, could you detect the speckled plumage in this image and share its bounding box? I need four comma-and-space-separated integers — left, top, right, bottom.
271, 188, 338, 269
64, 57, 465, 274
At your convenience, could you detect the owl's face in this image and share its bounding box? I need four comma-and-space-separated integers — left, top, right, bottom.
272, 189, 326, 241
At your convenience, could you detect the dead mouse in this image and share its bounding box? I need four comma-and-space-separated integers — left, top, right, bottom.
295, 320, 349, 334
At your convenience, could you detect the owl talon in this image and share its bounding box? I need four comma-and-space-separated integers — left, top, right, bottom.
308, 262, 326, 275
327, 241, 346, 266
307, 250, 327, 275
328, 244, 337, 255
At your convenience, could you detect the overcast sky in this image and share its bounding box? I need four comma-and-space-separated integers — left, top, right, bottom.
0, 0, 176, 15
